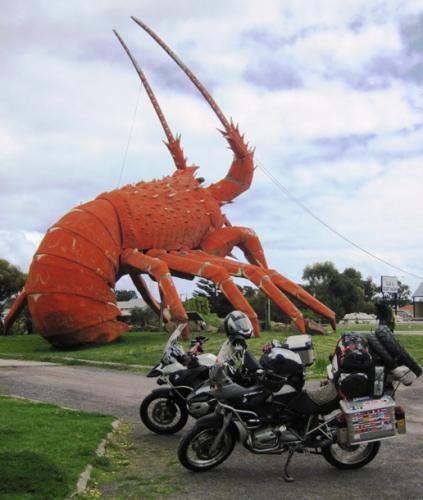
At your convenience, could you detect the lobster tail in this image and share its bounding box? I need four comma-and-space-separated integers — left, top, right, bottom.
113, 29, 187, 171
25, 199, 128, 346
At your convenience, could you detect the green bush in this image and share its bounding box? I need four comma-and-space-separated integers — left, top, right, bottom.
183, 296, 210, 315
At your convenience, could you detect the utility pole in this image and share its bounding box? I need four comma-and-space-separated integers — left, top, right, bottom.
266, 299, 272, 331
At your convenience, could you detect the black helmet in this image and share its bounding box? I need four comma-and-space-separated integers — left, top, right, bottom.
223, 311, 253, 342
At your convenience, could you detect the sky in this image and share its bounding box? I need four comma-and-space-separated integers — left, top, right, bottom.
1, 0, 422, 304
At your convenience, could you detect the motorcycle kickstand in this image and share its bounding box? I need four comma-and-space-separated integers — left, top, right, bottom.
283, 449, 295, 483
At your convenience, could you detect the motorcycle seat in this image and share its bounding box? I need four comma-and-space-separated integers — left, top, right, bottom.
287, 381, 339, 415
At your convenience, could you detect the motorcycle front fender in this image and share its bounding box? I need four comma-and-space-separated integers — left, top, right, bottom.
195, 413, 241, 442
147, 364, 162, 377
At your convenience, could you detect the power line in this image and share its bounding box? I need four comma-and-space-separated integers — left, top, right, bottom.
116, 83, 142, 188
256, 160, 423, 281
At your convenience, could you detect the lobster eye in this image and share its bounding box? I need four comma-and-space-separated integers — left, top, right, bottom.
197, 177, 205, 184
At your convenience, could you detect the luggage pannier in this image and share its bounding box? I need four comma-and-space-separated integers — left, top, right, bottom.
282, 334, 315, 367
338, 396, 396, 445
331, 332, 373, 399
334, 332, 372, 372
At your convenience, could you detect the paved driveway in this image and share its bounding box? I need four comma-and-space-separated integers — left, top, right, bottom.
1, 359, 422, 499
0, 359, 156, 421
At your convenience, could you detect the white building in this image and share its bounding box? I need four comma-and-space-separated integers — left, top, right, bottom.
341, 312, 377, 325
117, 298, 147, 317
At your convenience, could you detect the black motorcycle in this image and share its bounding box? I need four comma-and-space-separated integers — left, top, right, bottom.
141, 329, 260, 434
178, 334, 421, 481
140, 324, 217, 434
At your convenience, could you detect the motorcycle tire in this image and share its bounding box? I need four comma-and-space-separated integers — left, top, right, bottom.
367, 333, 397, 370
140, 392, 188, 435
322, 441, 381, 470
178, 417, 236, 472
375, 326, 422, 377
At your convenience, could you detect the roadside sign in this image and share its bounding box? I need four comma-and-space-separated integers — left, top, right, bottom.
381, 276, 399, 294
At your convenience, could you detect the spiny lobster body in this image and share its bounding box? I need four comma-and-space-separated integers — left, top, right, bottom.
101, 169, 224, 251
3, 19, 337, 347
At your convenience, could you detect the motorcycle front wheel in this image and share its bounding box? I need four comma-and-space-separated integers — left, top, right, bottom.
322, 441, 381, 469
178, 419, 236, 472
140, 392, 188, 434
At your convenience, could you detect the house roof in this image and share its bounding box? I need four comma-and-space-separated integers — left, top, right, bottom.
117, 299, 145, 311
413, 282, 423, 298
399, 304, 413, 312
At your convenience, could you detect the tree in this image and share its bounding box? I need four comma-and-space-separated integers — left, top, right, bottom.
115, 289, 137, 301
193, 278, 233, 317
130, 307, 155, 329
302, 261, 375, 320
183, 296, 210, 315
363, 277, 378, 302
0, 259, 27, 315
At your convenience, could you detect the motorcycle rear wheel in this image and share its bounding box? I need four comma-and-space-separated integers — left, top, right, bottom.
322, 441, 381, 469
178, 420, 235, 472
140, 393, 188, 434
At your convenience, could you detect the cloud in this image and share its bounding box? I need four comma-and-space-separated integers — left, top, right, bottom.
1, 0, 422, 303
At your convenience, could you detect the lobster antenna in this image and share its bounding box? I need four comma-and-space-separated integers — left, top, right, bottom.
113, 29, 187, 170
131, 17, 231, 132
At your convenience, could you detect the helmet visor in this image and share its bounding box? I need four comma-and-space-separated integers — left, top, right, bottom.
233, 316, 252, 333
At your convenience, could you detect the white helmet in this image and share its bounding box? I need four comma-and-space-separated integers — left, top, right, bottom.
223, 310, 253, 342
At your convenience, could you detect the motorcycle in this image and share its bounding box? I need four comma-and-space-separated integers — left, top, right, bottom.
178, 332, 421, 481
140, 323, 217, 434
186, 336, 262, 419
141, 323, 263, 434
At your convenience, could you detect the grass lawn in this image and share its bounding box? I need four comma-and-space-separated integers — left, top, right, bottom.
0, 397, 115, 499
0, 325, 422, 379
79, 422, 185, 499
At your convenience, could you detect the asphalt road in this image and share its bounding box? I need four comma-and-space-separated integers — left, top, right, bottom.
1, 359, 422, 499
0, 359, 157, 421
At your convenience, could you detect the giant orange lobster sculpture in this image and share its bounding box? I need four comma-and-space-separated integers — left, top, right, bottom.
3, 18, 336, 347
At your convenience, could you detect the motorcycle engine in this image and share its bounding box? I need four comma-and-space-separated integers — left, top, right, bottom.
251, 425, 299, 450
252, 425, 300, 451
251, 426, 278, 450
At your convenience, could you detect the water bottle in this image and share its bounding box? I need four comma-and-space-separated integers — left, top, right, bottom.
395, 406, 406, 434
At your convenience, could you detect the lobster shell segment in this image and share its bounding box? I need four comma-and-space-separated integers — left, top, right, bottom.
23, 198, 126, 346
55, 208, 121, 268
28, 293, 121, 338
36, 227, 116, 285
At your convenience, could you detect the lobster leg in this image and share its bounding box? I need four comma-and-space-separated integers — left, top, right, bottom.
121, 249, 188, 326
266, 270, 336, 329
201, 228, 336, 328
175, 250, 306, 334
201, 226, 268, 268
180, 250, 336, 331
2, 288, 28, 335
129, 273, 171, 322
146, 249, 260, 335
